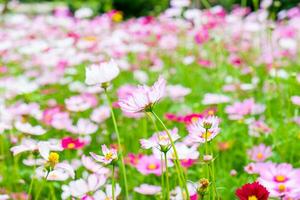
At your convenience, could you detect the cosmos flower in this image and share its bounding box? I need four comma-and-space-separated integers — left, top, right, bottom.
247, 144, 272, 162
257, 163, 300, 198
62, 174, 107, 199
90, 106, 111, 123
202, 93, 231, 105
118, 77, 166, 113
134, 184, 161, 195
67, 118, 98, 135
166, 85, 191, 102
36, 143, 75, 181
136, 155, 163, 176
14, 121, 46, 136
291, 96, 300, 106
85, 59, 120, 86
140, 128, 180, 151
81, 155, 110, 176
93, 184, 121, 200
235, 182, 269, 200
187, 116, 220, 143
90, 145, 118, 165
61, 137, 85, 150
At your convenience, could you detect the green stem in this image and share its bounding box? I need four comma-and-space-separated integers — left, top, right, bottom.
160, 153, 165, 198
112, 165, 115, 200
104, 90, 129, 200
164, 152, 170, 200
151, 111, 190, 199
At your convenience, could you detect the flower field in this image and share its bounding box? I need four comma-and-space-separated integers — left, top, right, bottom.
0, 1, 300, 200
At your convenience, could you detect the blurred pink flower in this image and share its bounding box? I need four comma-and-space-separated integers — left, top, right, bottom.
119, 77, 166, 113
247, 144, 272, 162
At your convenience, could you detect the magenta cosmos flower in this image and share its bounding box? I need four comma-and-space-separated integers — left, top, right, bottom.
118, 77, 166, 113
90, 145, 118, 165
61, 137, 85, 150
247, 144, 272, 162
187, 116, 220, 143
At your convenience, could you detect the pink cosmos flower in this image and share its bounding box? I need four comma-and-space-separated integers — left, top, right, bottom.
247, 144, 272, 162
61, 137, 85, 150
81, 155, 110, 176
225, 98, 265, 120
90, 145, 118, 165
90, 106, 110, 123
14, 121, 46, 135
202, 93, 231, 105
136, 155, 163, 176
67, 119, 98, 135
248, 119, 272, 137
258, 163, 300, 198
140, 128, 180, 151
187, 116, 220, 143
166, 85, 191, 102
42, 106, 61, 125
65, 93, 97, 112
125, 153, 144, 166
116, 85, 144, 118
134, 184, 161, 195
291, 96, 300, 106
118, 77, 166, 113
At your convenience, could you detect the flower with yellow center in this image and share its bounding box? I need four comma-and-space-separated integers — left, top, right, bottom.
278, 184, 286, 192
105, 152, 113, 161
147, 163, 157, 170
48, 152, 59, 168
256, 152, 264, 160
112, 12, 123, 22
275, 175, 286, 182
201, 131, 212, 139
248, 195, 258, 200
67, 143, 75, 149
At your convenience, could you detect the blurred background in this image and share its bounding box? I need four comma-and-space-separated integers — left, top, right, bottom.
0, 0, 300, 17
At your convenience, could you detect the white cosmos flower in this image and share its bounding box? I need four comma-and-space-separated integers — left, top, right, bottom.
15, 121, 46, 135
94, 184, 121, 200
85, 59, 120, 86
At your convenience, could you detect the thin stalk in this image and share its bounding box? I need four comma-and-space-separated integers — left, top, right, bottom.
27, 154, 36, 200
112, 165, 115, 200
151, 111, 190, 199
160, 153, 165, 198
104, 89, 129, 200
209, 143, 218, 200
164, 152, 170, 200
204, 130, 210, 199
146, 112, 183, 197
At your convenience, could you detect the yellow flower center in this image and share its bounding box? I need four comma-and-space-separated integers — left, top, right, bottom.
48, 152, 59, 167
67, 143, 75, 149
147, 163, 157, 170
105, 152, 113, 161
191, 117, 199, 123
158, 135, 168, 141
208, 110, 214, 115
83, 36, 97, 41
256, 152, 264, 160
278, 184, 286, 192
112, 12, 123, 22
275, 175, 286, 182
248, 196, 258, 200
201, 131, 212, 139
